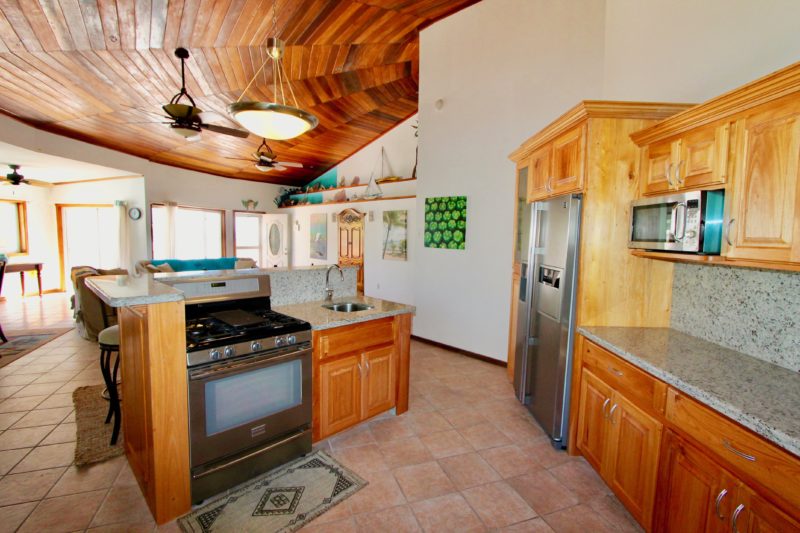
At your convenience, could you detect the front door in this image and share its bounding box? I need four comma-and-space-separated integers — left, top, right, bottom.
263, 214, 289, 268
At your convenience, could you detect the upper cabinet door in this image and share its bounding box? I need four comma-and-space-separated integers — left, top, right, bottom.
642, 140, 676, 195
726, 99, 800, 263
676, 124, 730, 190
527, 145, 551, 202
550, 124, 587, 196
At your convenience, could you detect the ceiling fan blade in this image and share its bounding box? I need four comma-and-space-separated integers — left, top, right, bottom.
278, 162, 303, 168
225, 157, 257, 162
198, 111, 225, 123
255, 165, 274, 173
200, 123, 250, 138
26, 179, 53, 188
273, 165, 287, 171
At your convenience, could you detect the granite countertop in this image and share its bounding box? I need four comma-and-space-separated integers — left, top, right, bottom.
86, 275, 184, 307
274, 295, 415, 330
578, 326, 800, 457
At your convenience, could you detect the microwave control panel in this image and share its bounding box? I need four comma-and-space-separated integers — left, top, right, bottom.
683, 199, 701, 247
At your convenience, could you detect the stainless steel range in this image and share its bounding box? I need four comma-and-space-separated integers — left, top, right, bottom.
163, 273, 312, 503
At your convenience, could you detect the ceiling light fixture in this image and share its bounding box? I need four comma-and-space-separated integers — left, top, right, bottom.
228, 1, 318, 141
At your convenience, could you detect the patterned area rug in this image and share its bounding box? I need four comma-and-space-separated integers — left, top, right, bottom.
73, 384, 124, 466
0, 328, 73, 369
178, 450, 367, 533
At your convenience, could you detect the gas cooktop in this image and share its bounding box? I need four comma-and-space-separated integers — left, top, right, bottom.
185, 306, 309, 353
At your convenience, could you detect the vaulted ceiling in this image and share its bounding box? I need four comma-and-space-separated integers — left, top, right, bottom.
0, 0, 478, 186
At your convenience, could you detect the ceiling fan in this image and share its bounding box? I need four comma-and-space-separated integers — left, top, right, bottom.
2, 164, 52, 187
155, 48, 250, 140
228, 139, 303, 173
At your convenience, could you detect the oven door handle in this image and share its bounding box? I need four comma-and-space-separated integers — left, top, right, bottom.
191, 428, 309, 480
189, 349, 308, 381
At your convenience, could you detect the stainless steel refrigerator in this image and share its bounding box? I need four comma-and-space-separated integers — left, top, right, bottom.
513, 193, 582, 449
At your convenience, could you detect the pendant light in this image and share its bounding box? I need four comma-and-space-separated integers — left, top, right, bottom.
228, 2, 318, 141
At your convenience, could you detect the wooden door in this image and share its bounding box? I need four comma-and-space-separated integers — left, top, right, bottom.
550, 124, 586, 195
604, 393, 663, 530
736, 485, 800, 533
642, 140, 676, 195
319, 355, 362, 439
576, 369, 614, 472
362, 345, 396, 419
654, 431, 735, 533
527, 145, 551, 202
727, 100, 800, 263
677, 124, 729, 190
337, 209, 365, 292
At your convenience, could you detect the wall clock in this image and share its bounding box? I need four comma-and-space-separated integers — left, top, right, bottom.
128, 207, 142, 220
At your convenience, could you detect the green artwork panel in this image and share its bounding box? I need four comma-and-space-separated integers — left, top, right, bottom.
423, 196, 466, 250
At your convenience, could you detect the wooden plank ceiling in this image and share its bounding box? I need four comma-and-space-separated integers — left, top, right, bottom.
0, 0, 477, 186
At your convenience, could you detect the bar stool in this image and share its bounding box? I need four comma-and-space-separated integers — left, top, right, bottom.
98, 324, 121, 445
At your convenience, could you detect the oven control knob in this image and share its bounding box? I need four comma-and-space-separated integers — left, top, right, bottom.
275, 337, 286, 347
224, 346, 236, 358
209, 349, 221, 361
686, 230, 697, 238
287, 335, 297, 345
251, 341, 262, 352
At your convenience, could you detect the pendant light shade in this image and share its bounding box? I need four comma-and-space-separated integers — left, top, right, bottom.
228, 102, 318, 141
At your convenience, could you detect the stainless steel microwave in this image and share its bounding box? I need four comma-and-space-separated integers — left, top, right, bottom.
628, 190, 725, 254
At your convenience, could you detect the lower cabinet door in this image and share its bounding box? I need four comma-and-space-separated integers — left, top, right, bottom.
654, 431, 735, 533
362, 345, 396, 419
319, 355, 362, 439
577, 369, 614, 471
736, 486, 800, 533
604, 392, 663, 530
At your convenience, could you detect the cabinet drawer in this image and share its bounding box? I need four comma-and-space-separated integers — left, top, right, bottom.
316, 317, 394, 361
665, 388, 800, 512
581, 340, 667, 415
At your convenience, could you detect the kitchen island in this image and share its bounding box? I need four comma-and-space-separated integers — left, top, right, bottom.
86, 268, 414, 524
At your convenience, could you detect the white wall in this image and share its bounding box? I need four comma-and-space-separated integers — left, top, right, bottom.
335, 115, 418, 184
415, 0, 606, 359
288, 197, 416, 305
603, 0, 800, 102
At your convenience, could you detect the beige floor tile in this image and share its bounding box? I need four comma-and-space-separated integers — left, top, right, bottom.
328, 425, 376, 450
114, 461, 139, 487
36, 393, 76, 409
86, 522, 157, 532
405, 410, 453, 435
479, 444, 542, 478
17, 489, 107, 533
331, 444, 389, 475
437, 452, 500, 490
506, 470, 580, 516
48, 456, 126, 497
347, 470, 406, 515
542, 503, 617, 533
520, 438, 573, 469
393, 461, 455, 502
11, 406, 72, 428
0, 374, 39, 387
0, 501, 38, 533
587, 494, 643, 532
419, 429, 473, 459
0, 447, 31, 475
12, 382, 63, 397
378, 436, 434, 469
91, 485, 154, 526
0, 467, 66, 506
40, 422, 77, 445
0, 410, 26, 430
0, 395, 48, 413
14, 364, 60, 376
369, 417, 416, 443
11, 442, 75, 473
304, 496, 352, 525
500, 517, 556, 532
410, 492, 486, 532
458, 422, 512, 451
0, 385, 23, 399
548, 460, 611, 502
32, 371, 80, 384
439, 407, 489, 429
0, 424, 55, 450
353, 504, 420, 532
462, 481, 537, 529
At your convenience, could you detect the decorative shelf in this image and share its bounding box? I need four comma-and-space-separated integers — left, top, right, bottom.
630, 250, 800, 273
298, 177, 416, 195
278, 195, 416, 209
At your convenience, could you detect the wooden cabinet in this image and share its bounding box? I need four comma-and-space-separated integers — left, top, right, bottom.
737, 486, 800, 533
313, 315, 409, 441
725, 97, 800, 263
526, 146, 550, 201
577, 369, 614, 471
524, 124, 586, 202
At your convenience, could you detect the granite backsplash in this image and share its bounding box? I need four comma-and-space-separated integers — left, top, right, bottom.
670, 263, 800, 372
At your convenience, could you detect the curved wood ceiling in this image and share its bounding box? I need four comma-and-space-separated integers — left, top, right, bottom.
0, 0, 478, 186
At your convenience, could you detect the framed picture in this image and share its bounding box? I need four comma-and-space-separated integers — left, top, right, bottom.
382, 210, 408, 261
424, 196, 466, 250
310, 213, 327, 260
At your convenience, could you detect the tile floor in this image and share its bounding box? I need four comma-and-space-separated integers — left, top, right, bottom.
0, 293, 74, 332
0, 302, 642, 532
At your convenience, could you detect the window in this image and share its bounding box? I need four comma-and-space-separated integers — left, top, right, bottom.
151, 204, 225, 259
234, 211, 263, 262
0, 200, 28, 255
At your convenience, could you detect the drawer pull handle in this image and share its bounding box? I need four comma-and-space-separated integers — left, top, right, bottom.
731, 504, 745, 533
714, 488, 728, 520
608, 366, 623, 377
723, 439, 756, 462
602, 398, 611, 419
608, 403, 618, 424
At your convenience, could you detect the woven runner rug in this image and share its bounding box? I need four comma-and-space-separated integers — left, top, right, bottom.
0, 328, 72, 369
179, 450, 367, 533
73, 384, 124, 466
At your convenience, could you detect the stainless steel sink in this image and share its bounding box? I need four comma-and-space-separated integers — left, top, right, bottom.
322, 302, 374, 312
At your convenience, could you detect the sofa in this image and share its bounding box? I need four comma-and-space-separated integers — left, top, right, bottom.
135, 257, 256, 274
71, 266, 128, 341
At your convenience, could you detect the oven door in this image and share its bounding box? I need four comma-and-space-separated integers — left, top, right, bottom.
188, 344, 311, 467
628, 191, 700, 252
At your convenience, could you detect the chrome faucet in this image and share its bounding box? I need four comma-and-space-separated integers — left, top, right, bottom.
325, 264, 344, 301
